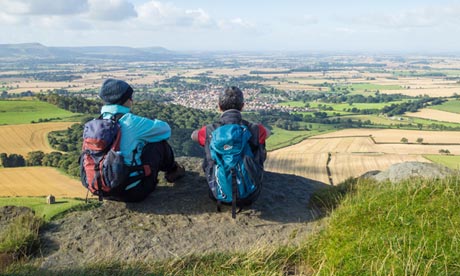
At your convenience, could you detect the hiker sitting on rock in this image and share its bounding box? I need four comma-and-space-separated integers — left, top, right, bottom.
191, 86, 270, 215
96, 78, 185, 202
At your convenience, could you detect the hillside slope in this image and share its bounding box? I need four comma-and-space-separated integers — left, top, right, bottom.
37, 157, 328, 269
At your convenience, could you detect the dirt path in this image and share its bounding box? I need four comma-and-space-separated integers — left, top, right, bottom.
36, 157, 328, 269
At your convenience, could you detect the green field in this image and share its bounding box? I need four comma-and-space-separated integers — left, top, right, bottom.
429, 99, 460, 114
0, 197, 88, 222
266, 125, 336, 150
338, 114, 397, 125
405, 116, 460, 128
424, 154, 460, 170
338, 83, 402, 92
0, 100, 78, 125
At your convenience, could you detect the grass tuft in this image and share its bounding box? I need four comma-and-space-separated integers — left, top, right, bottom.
0, 213, 43, 260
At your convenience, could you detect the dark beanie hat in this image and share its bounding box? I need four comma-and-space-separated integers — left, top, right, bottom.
99, 78, 134, 105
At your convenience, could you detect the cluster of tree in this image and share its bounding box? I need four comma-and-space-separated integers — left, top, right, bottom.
0, 151, 80, 177
1, 91, 35, 98
250, 63, 386, 75
36, 93, 102, 114
0, 153, 26, 167
31, 117, 62, 123
381, 97, 445, 116
1, 71, 82, 82
439, 149, 451, 155
395, 71, 446, 77
292, 90, 408, 104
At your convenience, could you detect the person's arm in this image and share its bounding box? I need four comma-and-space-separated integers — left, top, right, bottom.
124, 114, 171, 142
258, 124, 270, 144
191, 126, 207, 146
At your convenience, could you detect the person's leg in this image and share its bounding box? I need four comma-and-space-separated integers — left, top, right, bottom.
111, 141, 170, 202
115, 141, 184, 202
142, 140, 184, 183
116, 180, 154, 202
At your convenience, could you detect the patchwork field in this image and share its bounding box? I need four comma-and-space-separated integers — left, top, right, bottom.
0, 167, 87, 198
266, 129, 460, 184
0, 122, 76, 156
405, 108, 460, 124
313, 128, 460, 144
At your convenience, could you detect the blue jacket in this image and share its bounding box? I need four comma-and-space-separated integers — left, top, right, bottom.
101, 104, 171, 189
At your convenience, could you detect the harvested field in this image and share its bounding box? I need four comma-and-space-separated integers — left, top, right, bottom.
313, 128, 460, 144
265, 152, 330, 183
405, 108, 460, 124
330, 153, 428, 183
0, 167, 86, 198
0, 122, 75, 156
266, 128, 460, 184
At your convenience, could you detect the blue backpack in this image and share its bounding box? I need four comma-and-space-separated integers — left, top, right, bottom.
208, 124, 263, 218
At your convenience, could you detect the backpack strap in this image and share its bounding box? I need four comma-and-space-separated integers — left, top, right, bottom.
94, 163, 103, 201
231, 168, 237, 219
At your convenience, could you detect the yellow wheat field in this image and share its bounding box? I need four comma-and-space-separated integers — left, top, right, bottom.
0, 167, 87, 198
0, 122, 76, 156
266, 129, 460, 185
405, 108, 460, 124
313, 128, 460, 144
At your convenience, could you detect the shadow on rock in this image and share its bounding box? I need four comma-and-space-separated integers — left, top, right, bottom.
37, 157, 330, 269
126, 157, 329, 223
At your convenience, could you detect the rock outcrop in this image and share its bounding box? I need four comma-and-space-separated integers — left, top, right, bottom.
362, 161, 455, 182
37, 157, 328, 269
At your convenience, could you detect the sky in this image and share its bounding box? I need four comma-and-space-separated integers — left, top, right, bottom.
0, 0, 460, 53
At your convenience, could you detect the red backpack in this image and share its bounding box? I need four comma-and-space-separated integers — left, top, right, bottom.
79, 114, 150, 200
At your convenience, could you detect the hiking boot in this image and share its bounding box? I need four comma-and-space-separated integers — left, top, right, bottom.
165, 162, 185, 183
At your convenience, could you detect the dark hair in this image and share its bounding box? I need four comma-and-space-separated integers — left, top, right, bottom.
218, 86, 244, 111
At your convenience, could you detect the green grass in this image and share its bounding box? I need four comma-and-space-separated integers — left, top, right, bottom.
279, 100, 408, 112
429, 100, 460, 114
304, 176, 460, 275
0, 100, 78, 125
0, 213, 43, 259
0, 197, 91, 222
404, 116, 460, 128
338, 114, 396, 125
266, 125, 336, 151
338, 83, 402, 92
423, 154, 460, 170
6, 176, 460, 275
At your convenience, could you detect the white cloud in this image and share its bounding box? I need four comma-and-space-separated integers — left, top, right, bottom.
88, 0, 137, 21
135, 1, 215, 28
0, 0, 89, 15
184, 8, 213, 27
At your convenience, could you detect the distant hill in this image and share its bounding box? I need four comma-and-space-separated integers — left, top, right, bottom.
0, 43, 181, 62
